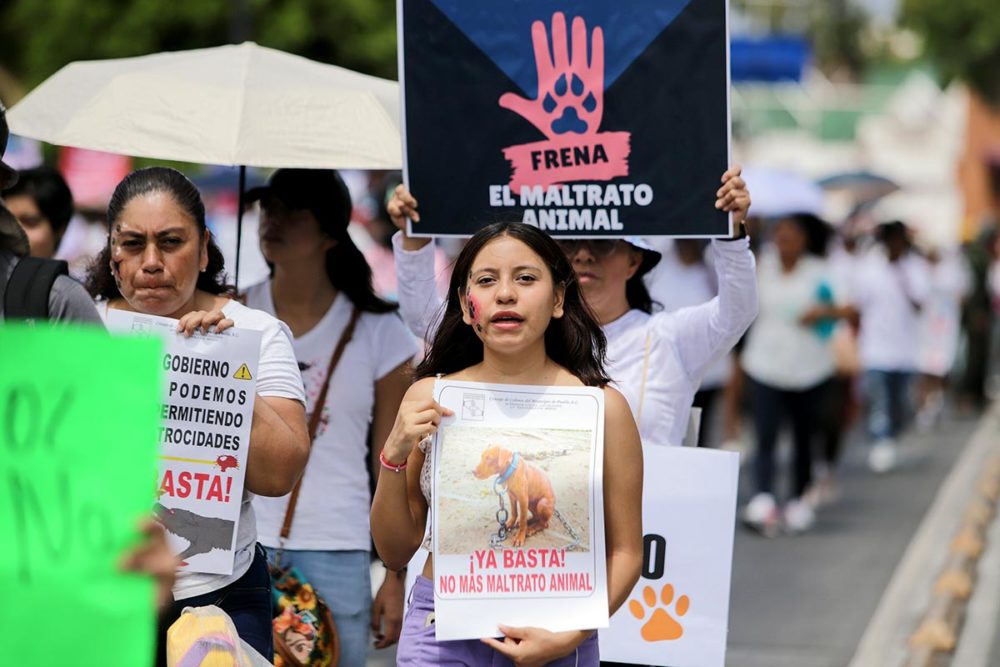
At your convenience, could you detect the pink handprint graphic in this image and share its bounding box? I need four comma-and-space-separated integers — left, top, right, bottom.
499, 12, 631, 193
499, 13, 605, 139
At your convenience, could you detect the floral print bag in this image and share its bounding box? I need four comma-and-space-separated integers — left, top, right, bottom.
270, 566, 339, 667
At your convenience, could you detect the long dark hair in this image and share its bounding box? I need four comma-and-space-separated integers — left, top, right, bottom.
626, 275, 654, 314
416, 222, 610, 387
314, 232, 396, 315
85, 167, 234, 299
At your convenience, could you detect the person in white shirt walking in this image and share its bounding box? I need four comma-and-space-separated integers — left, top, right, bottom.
387, 168, 757, 448
644, 238, 732, 446
740, 214, 852, 534
243, 169, 420, 664
851, 221, 931, 473
915, 244, 970, 430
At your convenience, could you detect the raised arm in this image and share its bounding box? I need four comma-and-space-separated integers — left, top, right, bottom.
388, 185, 447, 341
657, 235, 757, 384
655, 167, 758, 383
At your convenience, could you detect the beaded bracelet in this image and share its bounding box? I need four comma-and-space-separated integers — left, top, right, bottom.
379, 450, 408, 473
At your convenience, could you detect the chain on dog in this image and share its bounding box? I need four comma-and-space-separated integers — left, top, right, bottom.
490, 478, 583, 551
490, 478, 509, 549
553, 507, 583, 551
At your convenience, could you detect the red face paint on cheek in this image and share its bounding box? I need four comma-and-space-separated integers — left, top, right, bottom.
467, 289, 483, 333
110, 241, 124, 285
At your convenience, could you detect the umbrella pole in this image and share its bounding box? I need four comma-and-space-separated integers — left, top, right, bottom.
235, 165, 245, 291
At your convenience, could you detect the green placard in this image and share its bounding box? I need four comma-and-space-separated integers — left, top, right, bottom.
0, 324, 162, 666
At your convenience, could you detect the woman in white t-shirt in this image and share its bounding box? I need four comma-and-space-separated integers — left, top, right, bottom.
387, 169, 756, 448
243, 169, 419, 665
740, 214, 851, 535
644, 238, 732, 445
85, 167, 309, 663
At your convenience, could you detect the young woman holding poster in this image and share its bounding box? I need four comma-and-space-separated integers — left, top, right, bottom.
371, 222, 643, 665
242, 168, 419, 663
85, 167, 309, 663
388, 168, 755, 448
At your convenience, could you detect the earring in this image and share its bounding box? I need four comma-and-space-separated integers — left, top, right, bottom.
200, 268, 207, 273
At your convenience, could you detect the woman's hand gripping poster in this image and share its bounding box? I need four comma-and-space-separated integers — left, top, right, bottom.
432, 379, 607, 640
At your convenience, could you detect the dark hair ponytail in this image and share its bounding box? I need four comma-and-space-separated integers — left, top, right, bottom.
324, 235, 397, 314
85, 166, 234, 300
415, 222, 610, 387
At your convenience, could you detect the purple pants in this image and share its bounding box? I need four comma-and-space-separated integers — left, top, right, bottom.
398, 576, 599, 666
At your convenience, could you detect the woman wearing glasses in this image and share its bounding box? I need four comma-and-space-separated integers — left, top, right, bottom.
388, 168, 756, 447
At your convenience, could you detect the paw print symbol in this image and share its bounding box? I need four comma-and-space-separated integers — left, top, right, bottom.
629, 583, 690, 642
499, 12, 604, 139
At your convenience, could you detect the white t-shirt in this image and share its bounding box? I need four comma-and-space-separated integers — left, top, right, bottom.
100, 299, 305, 600
850, 248, 930, 371
917, 252, 970, 376
245, 283, 420, 551
741, 252, 838, 390
392, 233, 758, 447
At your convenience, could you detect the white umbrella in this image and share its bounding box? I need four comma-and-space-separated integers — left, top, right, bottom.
7, 41, 402, 283
740, 166, 825, 219
7, 41, 401, 169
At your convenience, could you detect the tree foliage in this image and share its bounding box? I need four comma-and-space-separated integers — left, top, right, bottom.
808, 0, 870, 81
0, 0, 398, 99
902, 0, 1000, 105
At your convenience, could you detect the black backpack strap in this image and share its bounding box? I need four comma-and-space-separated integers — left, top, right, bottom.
3, 256, 69, 320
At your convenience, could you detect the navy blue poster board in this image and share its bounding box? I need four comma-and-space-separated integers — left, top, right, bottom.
399, 0, 732, 237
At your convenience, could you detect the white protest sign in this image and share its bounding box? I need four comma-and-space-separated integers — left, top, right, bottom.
431, 379, 607, 641
107, 310, 261, 575
599, 446, 739, 667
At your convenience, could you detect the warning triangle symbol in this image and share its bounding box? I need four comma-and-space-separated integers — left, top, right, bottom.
234, 364, 253, 380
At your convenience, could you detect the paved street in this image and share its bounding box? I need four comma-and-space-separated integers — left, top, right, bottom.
727, 413, 980, 667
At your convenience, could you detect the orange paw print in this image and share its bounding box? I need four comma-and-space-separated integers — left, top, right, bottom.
628, 583, 690, 642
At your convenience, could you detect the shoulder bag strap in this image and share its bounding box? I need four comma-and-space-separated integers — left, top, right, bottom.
635, 328, 653, 425
280, 306, 361, 540
4, 256, 68, 320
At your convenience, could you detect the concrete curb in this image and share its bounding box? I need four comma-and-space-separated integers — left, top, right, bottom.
904, 447, 1000, 666
848, 407, 1000, 667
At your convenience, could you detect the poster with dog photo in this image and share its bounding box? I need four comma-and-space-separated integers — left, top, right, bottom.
432, 379, 607, 641
107, 310, 261, 575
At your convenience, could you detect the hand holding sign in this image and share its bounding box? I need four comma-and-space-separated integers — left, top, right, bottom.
716, 165, 751, 225
499, 12, 605, 140
482, 625, 592, 667
176, 308, 235, 338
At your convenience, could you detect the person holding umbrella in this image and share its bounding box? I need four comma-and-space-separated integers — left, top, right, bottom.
85, 166, 310, 662
243, 168, 419, 662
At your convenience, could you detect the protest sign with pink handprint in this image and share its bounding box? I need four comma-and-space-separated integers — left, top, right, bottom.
499, 13, 631, 193
399, 0, 731, 237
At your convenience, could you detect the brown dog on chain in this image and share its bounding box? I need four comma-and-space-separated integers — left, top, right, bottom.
473, 445, 556, 547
